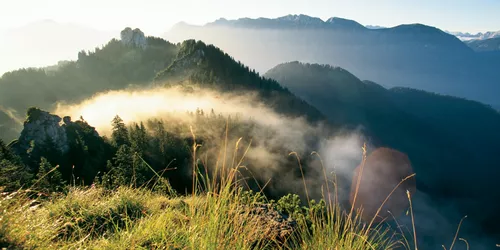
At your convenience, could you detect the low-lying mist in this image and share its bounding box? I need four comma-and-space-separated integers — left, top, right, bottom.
55, 85, 365, 200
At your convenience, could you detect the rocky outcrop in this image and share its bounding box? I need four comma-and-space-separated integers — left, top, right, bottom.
13, 108, 69, 156
120, 27, 147, 49
10, 108, 106, 180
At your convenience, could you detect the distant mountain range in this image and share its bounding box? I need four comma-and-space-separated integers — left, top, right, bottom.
447, 30, 500, 41
165, 14, 500, 109
207, 15, 366, 30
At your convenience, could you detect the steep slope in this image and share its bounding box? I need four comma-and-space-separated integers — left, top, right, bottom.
165, 15, 500, 108
154, 40, 324, 122
264, 62, 500, 242
0, 28, 179, 141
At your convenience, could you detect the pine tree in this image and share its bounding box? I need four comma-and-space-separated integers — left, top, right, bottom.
111, 115, 129, 147
0, 159, 32, 191
0, 139, 33, 190
130, 122, 148, 155
113, 145, 133, 180
34, 157, 65, 193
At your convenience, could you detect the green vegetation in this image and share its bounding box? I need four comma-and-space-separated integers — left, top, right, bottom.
0, 139, 32, 191
0, 187, 401, 249
0, 135, 411, 250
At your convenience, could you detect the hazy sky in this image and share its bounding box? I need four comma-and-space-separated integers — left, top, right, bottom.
1, 0, 499, 35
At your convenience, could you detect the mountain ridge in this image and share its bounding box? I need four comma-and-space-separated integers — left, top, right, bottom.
154, 40, 325, 122
180, 14, 454, 34
165, 14, 499, 109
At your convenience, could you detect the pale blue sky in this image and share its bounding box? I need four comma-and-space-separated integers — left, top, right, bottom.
1, 0, 499, 35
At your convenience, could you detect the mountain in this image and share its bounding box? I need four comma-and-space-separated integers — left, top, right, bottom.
480, 30, 500, 39
153, 40, 324, 122
264, 61, 500, 245
165, 15, 500, 109
0, 20, 119, 76
0, 28, 179, 142
151, 39, 336, 197
466, 37, 500, 52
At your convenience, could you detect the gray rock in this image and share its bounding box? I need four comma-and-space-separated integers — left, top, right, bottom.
13, 108, 69, 156
120, 27, 147, 49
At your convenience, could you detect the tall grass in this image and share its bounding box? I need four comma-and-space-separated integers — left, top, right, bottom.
0, 119, 468, 249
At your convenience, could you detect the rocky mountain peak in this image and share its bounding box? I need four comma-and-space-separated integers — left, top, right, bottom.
277, 14, 324, 25
120, 27, 147, 48
325, 17, 366, 30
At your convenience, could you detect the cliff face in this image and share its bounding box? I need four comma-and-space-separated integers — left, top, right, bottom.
13, 108, 70, 157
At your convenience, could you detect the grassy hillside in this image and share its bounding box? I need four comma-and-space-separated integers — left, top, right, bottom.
0, 178, 409, 250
